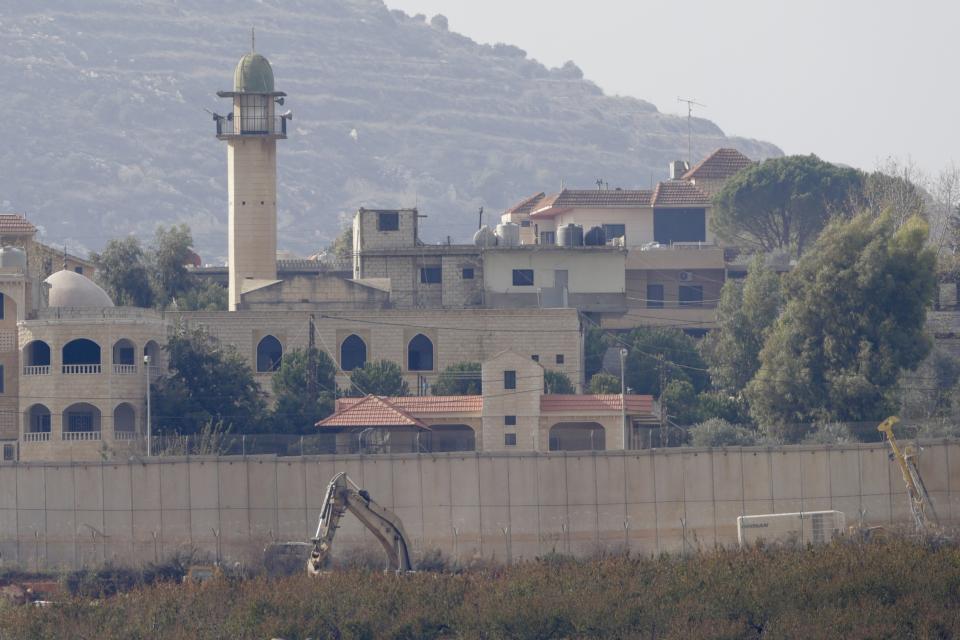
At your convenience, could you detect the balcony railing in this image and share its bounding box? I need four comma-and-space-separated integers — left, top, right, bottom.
215, 115, 287, 139
23, 432, 50, 442
23, 365, 50, 376
63, 431, 101, 441
62, 364, 101, 374
113, 364, 138, 375
113, 430, 138, 441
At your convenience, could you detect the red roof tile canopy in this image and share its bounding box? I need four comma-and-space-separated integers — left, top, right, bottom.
504, 192, 546, 216
0, 213, 37, 235
682, 148, 754, 181
317, 395, 429, 429
334, 395, 483, 414
540, 394, 653, 414
651, 180, 712, 207
528, 189, 654, 219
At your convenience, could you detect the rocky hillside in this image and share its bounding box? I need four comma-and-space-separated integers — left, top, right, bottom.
0, 0, 781, 260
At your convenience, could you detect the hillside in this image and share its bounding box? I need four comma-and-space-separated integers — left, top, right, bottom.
0, 0, 781, 259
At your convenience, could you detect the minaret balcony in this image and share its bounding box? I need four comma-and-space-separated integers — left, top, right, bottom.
215, 115, 287, 140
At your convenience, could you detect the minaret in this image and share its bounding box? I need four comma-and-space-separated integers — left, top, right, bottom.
216, 42, 289, 310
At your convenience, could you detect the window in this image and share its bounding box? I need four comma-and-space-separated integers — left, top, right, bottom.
555, 354, 565, 365
239, 93, 269, 133
0, 292, 4, 319
340, 334, 367, 371
520, 220, 531, 228
74, 266, 83, 274
33, 412, 51, 433
2, 444, 14, 461
602, 224, 626, 242
462, 267, 474, 280
256, 335, 283, 372
377, 211, 399, 231
408, 334, 434, 371
539, 231, 555, 245
531, 355, 539, 362
420, 267, 442, 284
69, 413, 93, 431
504, 370, 517, 389
512, 269, 534, 286
0, 365, 4, 393
504, 415, 517, 426
679, 285, 704, 307
504, 433, 517, 446
647, 284, 664, 309
653, 208, 706, 244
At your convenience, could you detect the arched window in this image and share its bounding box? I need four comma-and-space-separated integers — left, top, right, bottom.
112, 339, 136, 365
113, 403, 136, 434
62, 339, 101, 373
256, 335, 283, 372
63, 402, 101, 433
340, 334, 367, 371
25, 404, 51, 433
407, 334, 434, 371
23, 340, 51, 367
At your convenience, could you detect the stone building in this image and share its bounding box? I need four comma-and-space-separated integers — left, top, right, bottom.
317, 350, 656, 453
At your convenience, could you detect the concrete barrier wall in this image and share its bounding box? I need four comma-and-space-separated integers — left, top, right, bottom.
1, 441, 958, 570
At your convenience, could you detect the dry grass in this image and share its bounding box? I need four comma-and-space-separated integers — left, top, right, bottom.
2, 537, 960, 639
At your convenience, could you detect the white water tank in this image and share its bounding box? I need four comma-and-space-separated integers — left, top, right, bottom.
495, 222, 520, 247
737, 510, 846, 547
473, 225, 498, 247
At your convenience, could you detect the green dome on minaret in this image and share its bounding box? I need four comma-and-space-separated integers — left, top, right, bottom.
233, 52, 275, 93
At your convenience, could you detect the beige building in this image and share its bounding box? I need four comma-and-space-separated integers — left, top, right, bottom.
317, 350, 656, 454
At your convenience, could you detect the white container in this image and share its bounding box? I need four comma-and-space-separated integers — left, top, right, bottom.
495, 222, 520, 247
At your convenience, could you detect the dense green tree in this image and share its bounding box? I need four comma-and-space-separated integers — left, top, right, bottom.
623, 327, 708, 397
328, 224, 354, 263
700, 256, 782, 394
347, 360, 410, 397
271, 347, 338, 434
150, 224, 195, 306
688, 418, 758, 447
747, 213, 937, 442
660, 379, 701, 426
712, 154, 863, 258
91, 237, 154, 307
432, 361, 481, 395
583, 326, 611, 381
173, 280, 228, 311
543, 369, 575, 394
152, 326, 266, 434
588, 372, 621, 394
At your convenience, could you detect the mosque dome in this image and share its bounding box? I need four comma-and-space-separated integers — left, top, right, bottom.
44, 270, 114, 308
234, 52, 275, 93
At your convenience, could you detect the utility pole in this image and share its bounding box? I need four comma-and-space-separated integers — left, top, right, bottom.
657, 354, 668, 447
307, 314, 317, 401
677, 97, 705, 166
620, 348, 628, 450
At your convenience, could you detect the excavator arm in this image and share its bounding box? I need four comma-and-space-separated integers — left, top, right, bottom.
307, 472, 413, 574
878, 416, 938, 532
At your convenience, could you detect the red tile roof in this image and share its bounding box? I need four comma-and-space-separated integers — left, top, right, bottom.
317, 395, 429, 429
0, 213, 37, 235
651, 180, 712, 207
504, 192, 546, 216
540, 394, 654, 414
682, 148, 754, 181
335, 395, 483, 414
528, 189, 654, 218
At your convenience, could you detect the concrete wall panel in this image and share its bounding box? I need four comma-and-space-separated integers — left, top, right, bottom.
625, 453, 656, 503
712, 451, 743, 502
564, 455, 597, 506
537, 456, 568, 506
741, 451, 772, 501
771, 451, 802, 502
654, 453, 684, 502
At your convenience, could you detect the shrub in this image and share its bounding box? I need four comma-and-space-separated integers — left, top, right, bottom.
689, 418, 758, 447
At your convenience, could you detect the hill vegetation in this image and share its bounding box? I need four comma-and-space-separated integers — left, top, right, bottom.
0, 0, 779, 259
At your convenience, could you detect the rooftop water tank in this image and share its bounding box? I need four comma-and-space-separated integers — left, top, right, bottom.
495, 222, 520, 247
0, 246, 26, 268
473, 225, 498, 247
557, 223, 584, 247
584, 226, 606, 246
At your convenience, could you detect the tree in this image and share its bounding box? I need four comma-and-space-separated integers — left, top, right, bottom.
432, 361, 481, 395
700, 256, 782, 394
543, 370, 575, 394
271, 347, 338, 433
150, 224, 195, 307
173, 280, 228, 311
746, 213, 937, 442
712, 154, 863, 258
347, 360, 409, 397
688, 418, 758, 447
588, 373, 620, 394
90, 237, 154, 307
624, 327, 708, 397
152, 325, 266, 434
661, 379, 701, 426
583, 326, 611, 381
328, 224, 353, 263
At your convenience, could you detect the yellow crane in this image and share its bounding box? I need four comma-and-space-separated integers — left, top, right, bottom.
877, 416, 939, 533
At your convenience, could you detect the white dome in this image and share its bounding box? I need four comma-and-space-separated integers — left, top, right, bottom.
44, 270, 114, 308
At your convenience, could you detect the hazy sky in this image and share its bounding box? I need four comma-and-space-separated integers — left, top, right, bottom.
387, 0, 958, 178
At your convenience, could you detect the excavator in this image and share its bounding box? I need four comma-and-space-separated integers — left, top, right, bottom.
306, 472, 413, 574
877, 416, 939, 533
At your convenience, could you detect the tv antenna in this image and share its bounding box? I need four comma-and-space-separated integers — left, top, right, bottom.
677, 97, 705, 166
